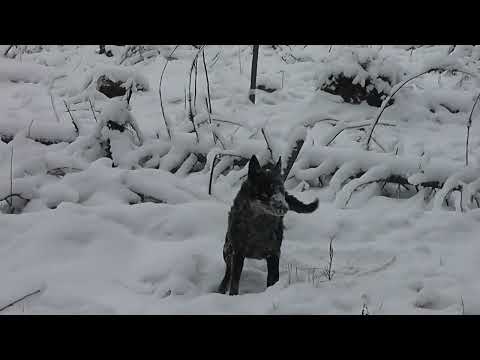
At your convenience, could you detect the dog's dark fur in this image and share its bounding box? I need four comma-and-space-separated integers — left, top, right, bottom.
218, 155, 319, 295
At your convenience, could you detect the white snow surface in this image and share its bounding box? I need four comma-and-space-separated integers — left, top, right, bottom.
1, 45, 480, 314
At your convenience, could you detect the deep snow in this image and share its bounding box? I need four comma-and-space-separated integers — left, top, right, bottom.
1, 45, 480, 314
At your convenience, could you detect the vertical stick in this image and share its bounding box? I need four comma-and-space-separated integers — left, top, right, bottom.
249, 45, 259, 104
238, 46, 242, 74
8, 145, 13, 210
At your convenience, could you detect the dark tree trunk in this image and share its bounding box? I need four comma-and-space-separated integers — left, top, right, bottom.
249, 45, 260, 104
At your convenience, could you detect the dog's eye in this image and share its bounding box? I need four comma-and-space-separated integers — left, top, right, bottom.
260, 193, 270, 200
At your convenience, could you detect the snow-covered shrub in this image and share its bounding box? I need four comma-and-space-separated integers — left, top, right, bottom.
94, 99, 144, 167
315, 47, 406, 107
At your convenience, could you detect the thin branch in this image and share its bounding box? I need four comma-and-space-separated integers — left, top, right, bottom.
205, 98, 216, 146
88, 98, 98, 123
4, 45, 14, 57
365, 67, 477, 150
326, 122, 394, 147
466, 92, 480, 166
49, 92, 61, 123
159, 45, 180, 140
261, 128, 273, 161
1, 194, 30, 204
8, 145, 13, 209
26, 119, 35, 138
194, 57, 198, 109
0, 289, 42, 313
202, 49, 213, 114
187, 45, 207, 143
208, 153, 248, 195
64, 100, 79, 134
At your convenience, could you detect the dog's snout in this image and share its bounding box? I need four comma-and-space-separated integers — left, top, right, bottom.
271, 193, 288, 213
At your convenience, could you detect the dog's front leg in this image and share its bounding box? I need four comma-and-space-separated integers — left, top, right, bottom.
266, 255, 280, 287
218, 260, 231, 294
229, 252, 245, 296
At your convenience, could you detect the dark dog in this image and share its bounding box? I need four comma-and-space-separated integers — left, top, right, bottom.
218, 155, 319, 295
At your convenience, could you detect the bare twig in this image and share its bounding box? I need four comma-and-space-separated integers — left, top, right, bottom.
327, 122, 395, 147
0, 289, 42, 313
49, 92, 61, 123
321, 236, 336, 281
466, 92, 480, 166
8, 145, 13, 210
64, 100, 79, 134
194, 57, 198, 109
159, 45, 180, 140
26, 119, 35, 138
261, 128, 274, 161
365, 67, 477, 150
88, 98, 98, 123
1, 193, 29, 203
187, 45, 207, 143
202, 49, 213, 114
208, 153, 248, 195
209, 51, 221, 69
205, 98, 216, 146
238, 46, 242, 74
4, 45, 14, 57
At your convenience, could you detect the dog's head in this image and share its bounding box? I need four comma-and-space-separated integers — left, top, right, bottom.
246, 155, 289, 217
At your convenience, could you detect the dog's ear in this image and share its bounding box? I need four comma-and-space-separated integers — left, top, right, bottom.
248, 155, 261, 178
274, 156, 282, 173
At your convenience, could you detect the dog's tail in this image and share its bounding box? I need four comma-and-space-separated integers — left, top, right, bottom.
285, 193, 319, 213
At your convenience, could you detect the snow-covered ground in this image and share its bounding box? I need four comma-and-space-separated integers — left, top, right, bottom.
1, 45, 480, 314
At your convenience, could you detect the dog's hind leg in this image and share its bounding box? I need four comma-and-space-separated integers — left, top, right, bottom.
266, 255, 280, 287
218, 261, 231, 294
229, 253, 245, 296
